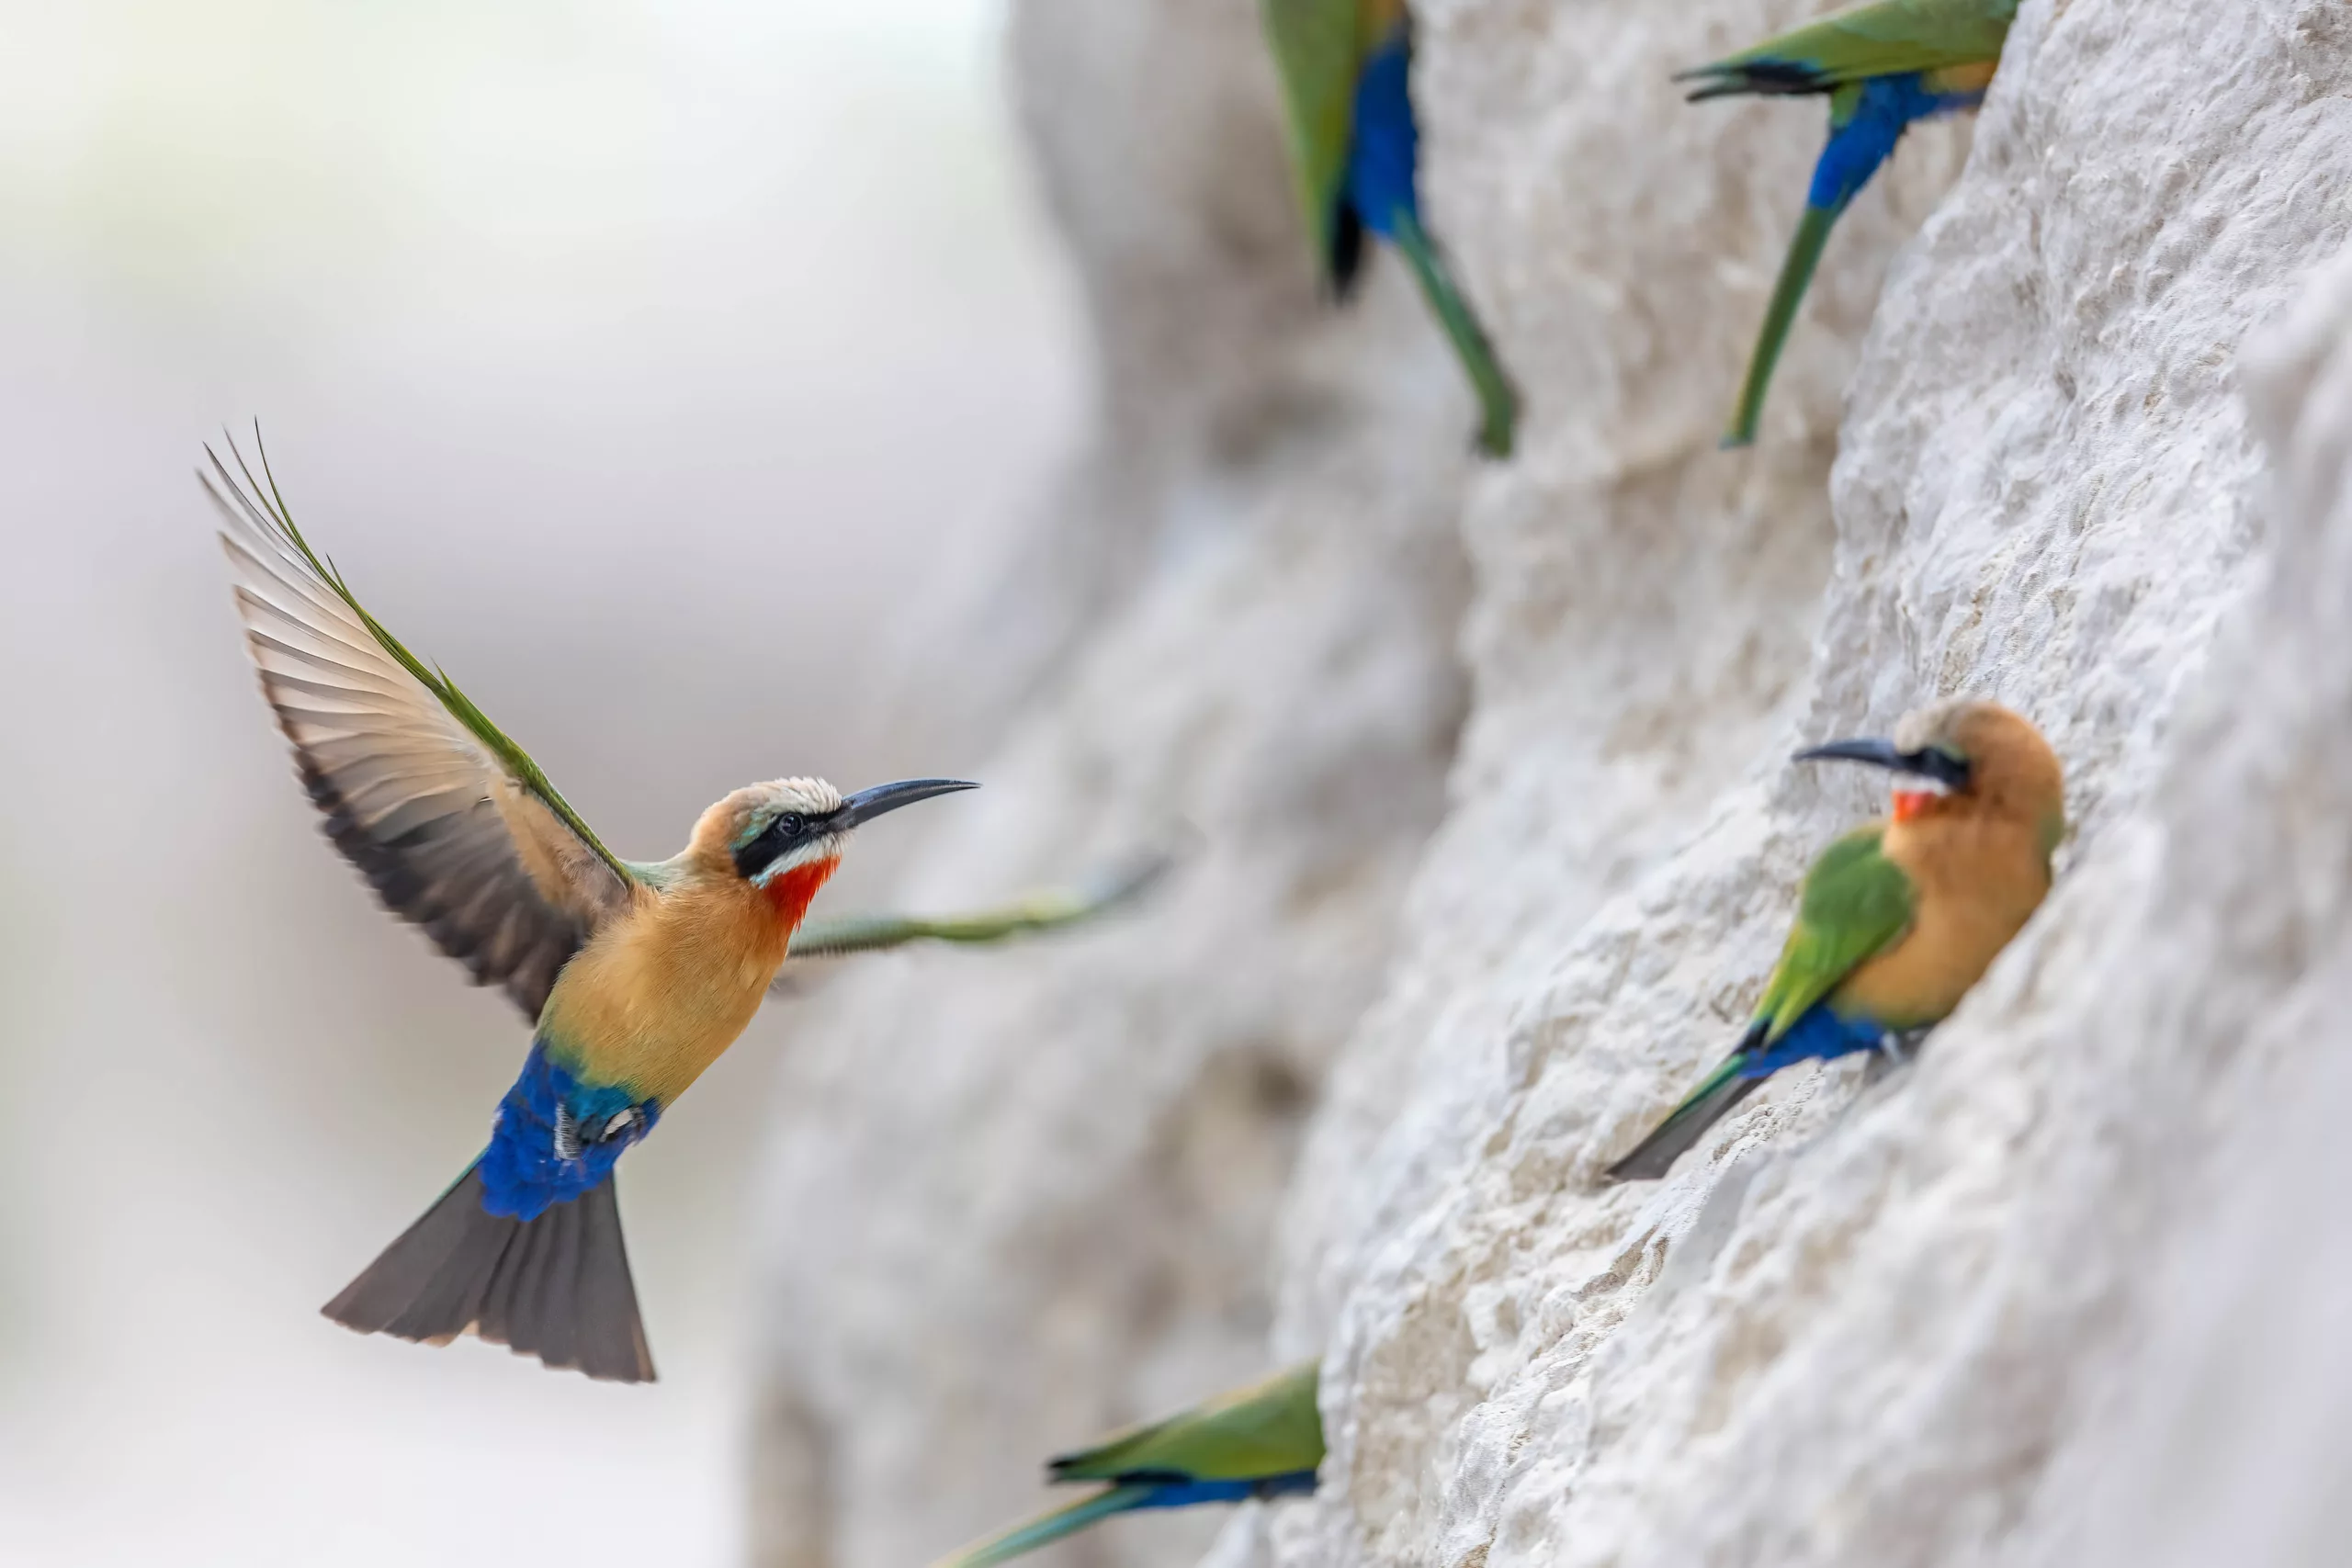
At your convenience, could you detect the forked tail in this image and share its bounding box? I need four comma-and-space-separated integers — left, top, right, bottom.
322, 1164, 654, 1382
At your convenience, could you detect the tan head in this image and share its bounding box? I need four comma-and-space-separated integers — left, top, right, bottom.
685, 775, 978, 919
1798, 699, 2065, 852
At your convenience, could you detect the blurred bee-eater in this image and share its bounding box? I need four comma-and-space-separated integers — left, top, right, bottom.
208, 440, 1143, 1382
1681, 0, 2017, 447
1605, 699, 2063, 1182
933, 1361, 1324, 1568
779, 847, 1172, 967
1262, 0, 1520, 457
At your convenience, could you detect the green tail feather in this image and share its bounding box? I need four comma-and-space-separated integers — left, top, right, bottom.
932, 1484, 1158, 1568
1389, 209, 1521, 459
1724, 200, 1843, 449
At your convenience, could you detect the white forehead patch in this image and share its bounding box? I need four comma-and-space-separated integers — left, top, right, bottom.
1894, 698, 1973, 754
765, 776, 843, 816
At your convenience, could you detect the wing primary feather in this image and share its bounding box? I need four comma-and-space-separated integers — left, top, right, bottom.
207, 426, 631, 1020
205, 430, 633, 891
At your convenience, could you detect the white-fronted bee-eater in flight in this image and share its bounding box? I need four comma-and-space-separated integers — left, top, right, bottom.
209, 438, 1159, 1382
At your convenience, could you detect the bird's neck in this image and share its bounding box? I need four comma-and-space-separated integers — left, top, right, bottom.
1883, 795, 2052, 897
1890, 788, 1945, 824
761, 855, 842, 935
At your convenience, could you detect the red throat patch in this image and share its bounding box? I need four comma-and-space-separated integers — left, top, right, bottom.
1892, 790, 1938, 824
762, 856, 842, 932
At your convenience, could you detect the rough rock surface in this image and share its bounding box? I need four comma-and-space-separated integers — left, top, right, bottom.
1271, 1, 2352, 1566
745, 4, 1475, 1565
752, 0, 2352, 1565
2042, 243, 2352, 1568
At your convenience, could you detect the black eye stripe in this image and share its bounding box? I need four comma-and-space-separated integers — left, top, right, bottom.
732, 808, 824, 879
1904, 746, 1973, 790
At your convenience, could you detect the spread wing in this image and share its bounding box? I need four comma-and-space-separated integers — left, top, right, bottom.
1753, 824, 1916, 1041
208, 434, 638, 1021
1679, 0, 2016, 96
1046, 1361, 1323, 1484
773, 846, 1177, 988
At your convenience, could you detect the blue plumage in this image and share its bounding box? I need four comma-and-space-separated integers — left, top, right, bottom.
479, 1042, 660, 1221
1344, 28, 1419, 237
1124, 1472, 1319, 1510
1808, 73, 1984, 213
1733, 1003, 1887, 1078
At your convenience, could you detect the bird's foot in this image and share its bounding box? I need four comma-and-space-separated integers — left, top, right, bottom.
1878, 1029, 1932, 1072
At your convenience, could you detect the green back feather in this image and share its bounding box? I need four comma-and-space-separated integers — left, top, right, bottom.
1694, 0, 2016, 88
1049, 1361, 1323, 1484
1261, 0, 1367, 280
1753, 825, 1916, 1040
213, 434, 635, 888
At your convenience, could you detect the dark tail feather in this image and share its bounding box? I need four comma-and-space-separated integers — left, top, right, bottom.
1675, 62, 1828, 101
1603, 1054, 1766, 1183
1329, 203, 1367, 301
322, 1165, 654, 1382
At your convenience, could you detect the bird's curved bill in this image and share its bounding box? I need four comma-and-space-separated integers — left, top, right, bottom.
1792, 738, 1969, 792
834, 777, 979, 828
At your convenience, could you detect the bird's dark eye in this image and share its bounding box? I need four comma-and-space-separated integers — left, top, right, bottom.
734, 810, 816, 878
1915, 745, 1973, 791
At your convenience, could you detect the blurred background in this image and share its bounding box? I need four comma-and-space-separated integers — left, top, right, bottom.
0, 2, 1081, 1561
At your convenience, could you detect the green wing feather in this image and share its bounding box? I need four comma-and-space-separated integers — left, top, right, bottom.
209, 431, 636, 1020
1261, 0, 1364, 280
1681, 0, 2016, 94
1047, 1361, 1323, 1484
209, 434, 632, 887
1753, 825, 1917, 1039
1603, 828, 1916, 1181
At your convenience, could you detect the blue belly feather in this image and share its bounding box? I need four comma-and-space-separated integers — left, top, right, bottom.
479, 1041, 660, 1221
1125, 1472, 1319, 1509
1344, 28, 1419, 236
1735, 1003, 1887, 1078
1809, 73, 1985, 214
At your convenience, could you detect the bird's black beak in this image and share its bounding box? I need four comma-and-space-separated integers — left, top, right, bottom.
1792, 737, 1972, 792
831, 777, 979, 829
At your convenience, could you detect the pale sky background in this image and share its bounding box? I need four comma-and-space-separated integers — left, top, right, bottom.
0, 2, 1083, 1562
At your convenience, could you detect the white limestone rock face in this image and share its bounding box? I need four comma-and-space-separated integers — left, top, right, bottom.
2041, 248, 2352, 1568
753, 0, 2352, 1562
744, 4, 1479, 1566
750, 0, 1899, 1553
1267, 3, 2352, 1567
1270, 0, 1965, 1379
